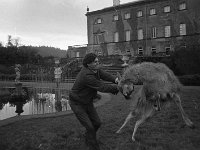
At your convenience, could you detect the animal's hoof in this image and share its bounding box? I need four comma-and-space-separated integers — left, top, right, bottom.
116, 130, 121, 134
132, 137, 135, 142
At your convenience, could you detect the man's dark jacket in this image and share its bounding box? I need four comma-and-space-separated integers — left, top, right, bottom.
69, 66, 118, 105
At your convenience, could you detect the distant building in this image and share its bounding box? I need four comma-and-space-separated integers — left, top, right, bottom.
86, 0, 200, 56
67, 45, 87, 58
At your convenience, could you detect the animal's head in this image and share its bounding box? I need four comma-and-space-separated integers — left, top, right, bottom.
117, 72, 134, 100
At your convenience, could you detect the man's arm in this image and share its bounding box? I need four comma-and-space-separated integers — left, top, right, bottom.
98, 69, 118, 84
85, 73, 119, 94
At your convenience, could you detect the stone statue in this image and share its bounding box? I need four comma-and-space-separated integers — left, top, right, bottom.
15, 64, 21, 82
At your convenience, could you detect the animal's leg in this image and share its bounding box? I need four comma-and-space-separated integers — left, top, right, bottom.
132, 107, 154, 142
132, 116, 146, 142
116, 111, 133, 134
173, 93, 194, 128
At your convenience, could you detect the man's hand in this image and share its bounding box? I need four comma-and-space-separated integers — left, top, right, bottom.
115, 77, 119, 84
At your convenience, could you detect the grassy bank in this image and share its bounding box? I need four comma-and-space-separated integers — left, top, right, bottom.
0, 86, 200, 150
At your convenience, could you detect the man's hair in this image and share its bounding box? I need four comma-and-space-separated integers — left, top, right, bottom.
83, 53, 97, 67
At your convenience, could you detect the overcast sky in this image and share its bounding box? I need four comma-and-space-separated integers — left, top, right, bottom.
0, 0, 136, 50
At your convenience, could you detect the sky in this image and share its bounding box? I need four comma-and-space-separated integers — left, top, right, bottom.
0, 0, 136, 50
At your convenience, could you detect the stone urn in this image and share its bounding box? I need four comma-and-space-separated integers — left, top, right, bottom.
121, 55, 129, 67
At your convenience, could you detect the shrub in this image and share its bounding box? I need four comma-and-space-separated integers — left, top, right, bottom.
178, 74, 200, 86
170, 46, 200, 75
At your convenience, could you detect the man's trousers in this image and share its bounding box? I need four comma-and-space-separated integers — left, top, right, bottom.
69, 102, 101, 150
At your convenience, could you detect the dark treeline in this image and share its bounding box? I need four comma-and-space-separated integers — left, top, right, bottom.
0, 46, 40, 66
0, 45, 67, 66
162, 45, 200, 76
0, 45, 78, 81
0, 45, 64, 75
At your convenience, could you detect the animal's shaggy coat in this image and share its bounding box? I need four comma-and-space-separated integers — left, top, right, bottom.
116, 62, 194, 141
122, 62, 181, 96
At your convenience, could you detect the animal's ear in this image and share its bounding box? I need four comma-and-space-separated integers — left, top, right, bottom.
116, 72, 122, 80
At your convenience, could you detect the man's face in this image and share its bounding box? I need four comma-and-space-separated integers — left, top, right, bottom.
87, 57, 100, 70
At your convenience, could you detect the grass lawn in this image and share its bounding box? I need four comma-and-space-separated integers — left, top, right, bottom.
0, 86, 200, 150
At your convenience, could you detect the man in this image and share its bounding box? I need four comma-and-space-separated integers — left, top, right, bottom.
69, 53, 119, 150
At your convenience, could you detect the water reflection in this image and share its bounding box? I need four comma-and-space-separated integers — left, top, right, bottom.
0, 88, 71, 120
32, 93, 56, 114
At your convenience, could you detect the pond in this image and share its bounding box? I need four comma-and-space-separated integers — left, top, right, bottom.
0, 87, 71, 120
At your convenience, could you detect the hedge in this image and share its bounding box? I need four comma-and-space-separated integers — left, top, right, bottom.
178, 74, 200, 86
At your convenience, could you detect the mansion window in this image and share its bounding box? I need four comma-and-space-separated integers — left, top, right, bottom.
114, 49, 119, 55
138, 47, 143, 56
138, 29, 143, 40
151, 47, 156, 55
180, 23, 186, 35
126, 49, 131, 54
164, 25, 171, 37
94, 18, 102, 24
94, 34, 104, 44
165, 46, 171, 55
125, 30, 131, 41
113, 15, 119, 21
179, 2, 186, 10
76, 52, 80, 57
137, 10, 143, 17
97, 18, 102, 24
98, 51, 102, 56
114, 32, 119, 42
164, 6, 170, 13
150, 8, 156, 15
124, 12, 131, 19
152, 27, 157, 38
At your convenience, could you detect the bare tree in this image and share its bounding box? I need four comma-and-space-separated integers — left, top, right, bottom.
7, 35, 20, 47
7, 35, 14, 47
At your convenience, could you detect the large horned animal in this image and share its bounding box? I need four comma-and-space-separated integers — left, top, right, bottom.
116, 62, 194, 141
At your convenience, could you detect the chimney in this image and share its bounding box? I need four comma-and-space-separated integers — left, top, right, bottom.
87, 6, 89, 12
113, 0, 120, 6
